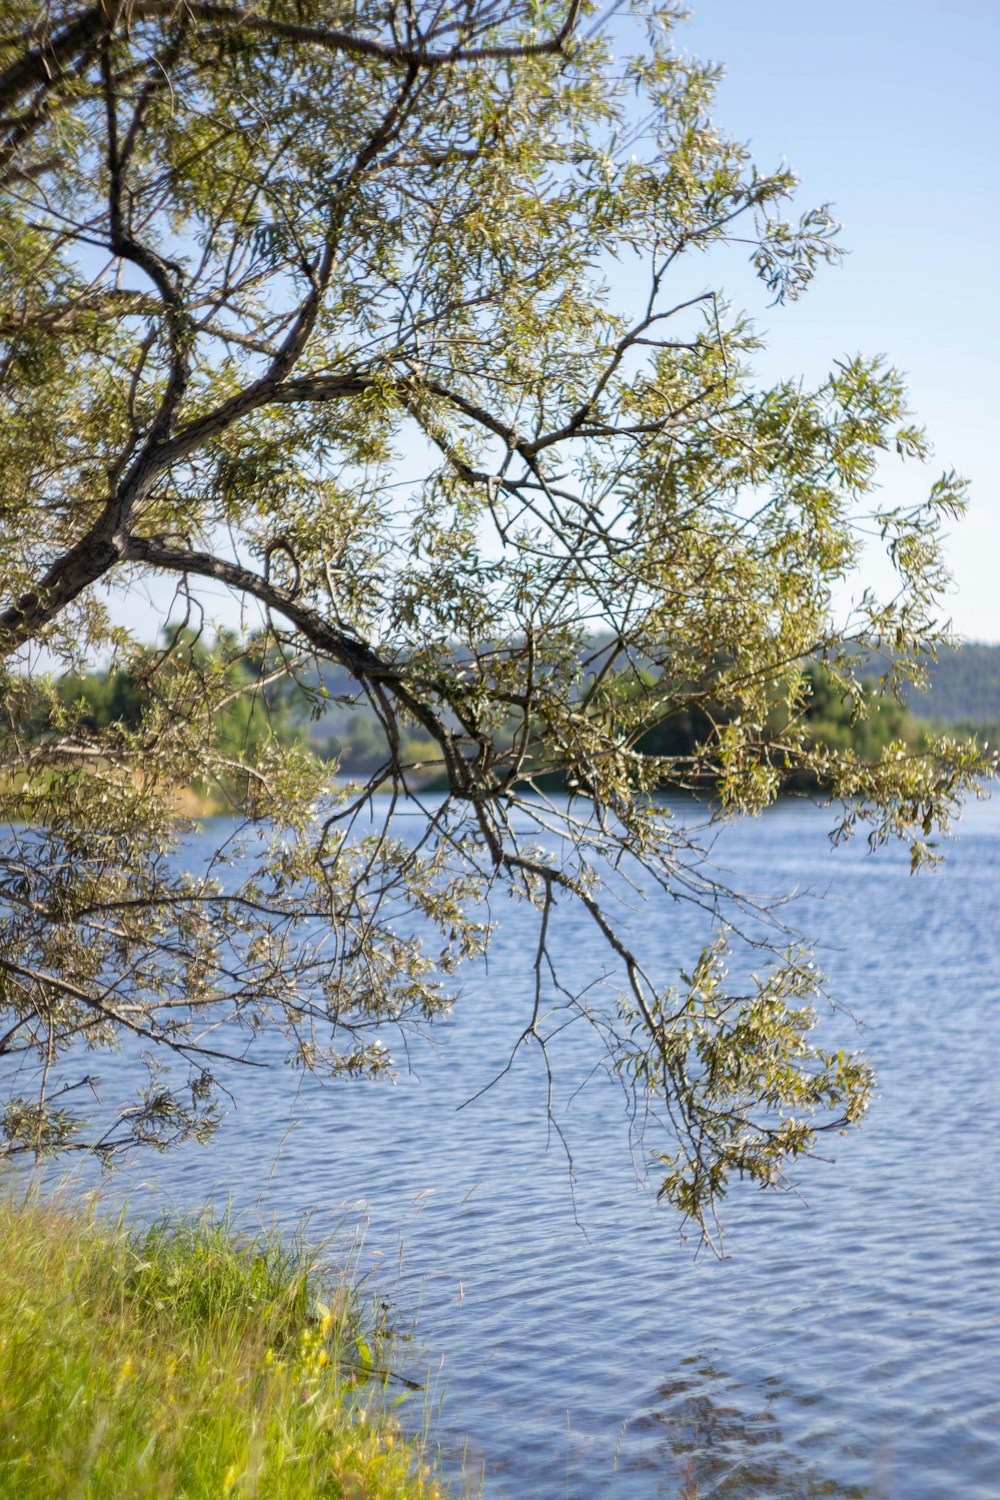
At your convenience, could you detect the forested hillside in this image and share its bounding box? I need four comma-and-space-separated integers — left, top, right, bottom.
907, 643, 1000, 724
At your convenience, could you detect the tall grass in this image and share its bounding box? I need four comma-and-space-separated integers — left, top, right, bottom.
0, 1189, 447, 1499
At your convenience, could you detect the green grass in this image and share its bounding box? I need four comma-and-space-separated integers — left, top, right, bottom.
0, 1189, 448, 1499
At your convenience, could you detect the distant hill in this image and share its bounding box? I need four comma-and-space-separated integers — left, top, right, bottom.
905, 643, 1000, 725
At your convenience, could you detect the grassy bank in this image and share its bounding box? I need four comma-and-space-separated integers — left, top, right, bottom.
0, 1192, 446, 1499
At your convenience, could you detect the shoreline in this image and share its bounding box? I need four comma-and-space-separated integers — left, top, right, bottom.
0, 1188, 450, 1499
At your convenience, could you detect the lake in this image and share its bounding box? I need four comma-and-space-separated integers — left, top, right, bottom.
57, 793, 1000, 1499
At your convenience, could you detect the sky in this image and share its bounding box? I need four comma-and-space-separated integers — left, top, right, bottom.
670, 0, 1000, 641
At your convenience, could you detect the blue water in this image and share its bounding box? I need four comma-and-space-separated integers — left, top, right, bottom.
56, 795, 1000, 1498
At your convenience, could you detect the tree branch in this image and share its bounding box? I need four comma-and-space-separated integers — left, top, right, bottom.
0, 0, 584, 120
122, 533, 472, 793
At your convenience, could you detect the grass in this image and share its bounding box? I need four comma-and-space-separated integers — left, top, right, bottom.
0, 1188, 448, 1499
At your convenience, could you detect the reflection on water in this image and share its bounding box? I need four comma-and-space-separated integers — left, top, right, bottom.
31, 795, 1000, 1499
625, 1362, 871, 1498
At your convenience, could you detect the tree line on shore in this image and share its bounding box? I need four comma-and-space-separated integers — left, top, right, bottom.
15, 632, 989, 798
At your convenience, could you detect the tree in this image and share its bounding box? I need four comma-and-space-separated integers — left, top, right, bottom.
0, 0, 989, 1238
633, 661, 925, 793
46, 627, 305, 771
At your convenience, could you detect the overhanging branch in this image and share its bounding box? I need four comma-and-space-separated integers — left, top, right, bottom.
122, 534, 471, 792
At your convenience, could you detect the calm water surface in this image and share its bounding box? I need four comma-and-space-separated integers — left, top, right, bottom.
73, 796, 1000, 1498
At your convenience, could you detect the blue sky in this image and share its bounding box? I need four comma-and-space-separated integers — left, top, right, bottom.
672, 0, 1000, 640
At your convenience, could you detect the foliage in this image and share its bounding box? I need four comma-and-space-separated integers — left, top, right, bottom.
9, 628, 306, 806
59, 632, 299, 752
0, 0, 993, 1240
632, 662, 924, 791
0, 1189, 445, 1499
